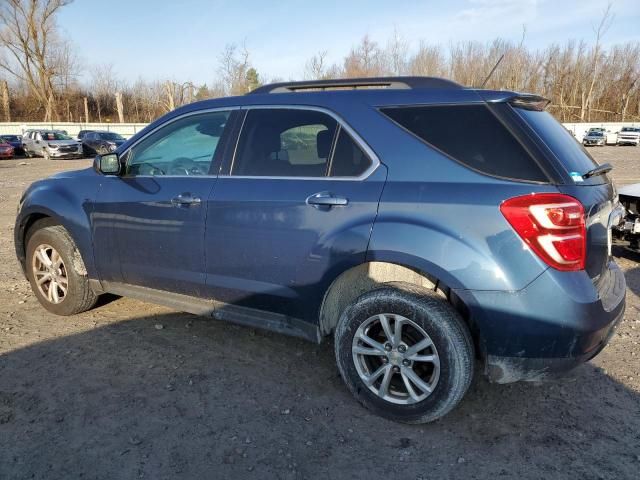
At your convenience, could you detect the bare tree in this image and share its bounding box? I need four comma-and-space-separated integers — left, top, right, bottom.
581, 2, 614, 121
1, 79, 10, 121
305, 50, 329, 79
387, 28, 409, 76
344, 35, 386, 77
0, 0, 76, 121
219, 43, 253, 95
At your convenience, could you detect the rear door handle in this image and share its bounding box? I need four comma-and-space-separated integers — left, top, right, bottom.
306, 191, 348, 209
171, 193, 202, 207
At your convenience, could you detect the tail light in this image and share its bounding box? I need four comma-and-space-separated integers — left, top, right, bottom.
500, 193, 586, 271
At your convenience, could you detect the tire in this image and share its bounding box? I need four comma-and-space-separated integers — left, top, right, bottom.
24, 148, 32, 158
25, 222, 98, 315
43, 150, 51, 161
334, 282, 474, 424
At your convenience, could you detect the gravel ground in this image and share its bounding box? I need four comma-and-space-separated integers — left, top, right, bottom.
0, 147, 639, 480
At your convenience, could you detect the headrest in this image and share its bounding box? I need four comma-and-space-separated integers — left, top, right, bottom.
317, 129, 332, 158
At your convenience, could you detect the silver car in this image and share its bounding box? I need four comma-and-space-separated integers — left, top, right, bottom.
22, 130, 83, 160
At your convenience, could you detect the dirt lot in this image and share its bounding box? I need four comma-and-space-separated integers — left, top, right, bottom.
1, 147, 639, 480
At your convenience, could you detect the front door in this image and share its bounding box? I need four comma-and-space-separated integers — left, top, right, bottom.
205, 107, 386, 321
92, 110, 235, 296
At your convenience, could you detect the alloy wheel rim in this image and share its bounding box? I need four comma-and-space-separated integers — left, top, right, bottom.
32, 244, 68, 304
352, 313, 440, 405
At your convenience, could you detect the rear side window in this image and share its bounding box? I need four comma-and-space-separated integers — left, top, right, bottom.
381, 105, 547, 182
233, 109, 337, 177
515, 109, 598, 176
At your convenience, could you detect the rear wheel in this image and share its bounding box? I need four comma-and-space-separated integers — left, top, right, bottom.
26, 223, 98, 315
335, 282, 474, 423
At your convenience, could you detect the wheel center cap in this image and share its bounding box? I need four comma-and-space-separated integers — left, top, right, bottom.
388, 351, 403, 366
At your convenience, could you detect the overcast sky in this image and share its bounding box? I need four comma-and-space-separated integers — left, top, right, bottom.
58, 0, 640, 85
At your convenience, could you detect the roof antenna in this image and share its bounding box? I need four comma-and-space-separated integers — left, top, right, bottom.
480, 54, 505, 88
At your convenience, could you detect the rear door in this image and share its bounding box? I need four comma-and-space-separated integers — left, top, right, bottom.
514, 107, 619, 280
204, 107, 386, 321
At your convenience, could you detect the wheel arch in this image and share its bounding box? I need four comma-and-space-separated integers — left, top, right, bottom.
15, 209, 93, 281
318, 261, 476, 342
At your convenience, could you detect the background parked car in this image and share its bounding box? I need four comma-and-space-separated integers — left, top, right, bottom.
77, 130, 95, 141
587, 127, 618, 144
617, 127, 640, 146
81, 131, 126, 155
583, 130, 606, 146
0, 140, 14, 159
22, 130, 84, 160
0, 135, 24, 155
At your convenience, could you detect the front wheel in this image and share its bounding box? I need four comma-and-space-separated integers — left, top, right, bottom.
26, 223, 98, 315
334, 282, 474, 424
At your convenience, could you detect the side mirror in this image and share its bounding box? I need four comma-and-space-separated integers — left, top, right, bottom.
94, 153, 120, 175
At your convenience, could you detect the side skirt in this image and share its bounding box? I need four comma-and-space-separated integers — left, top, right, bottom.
101, 281, 321, 344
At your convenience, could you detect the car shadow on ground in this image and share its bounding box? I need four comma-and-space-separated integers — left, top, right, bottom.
1, 309, 638, 479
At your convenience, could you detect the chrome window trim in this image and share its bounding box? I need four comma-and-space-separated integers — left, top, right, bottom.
225, 105, 380, 181
120, 106, 239, 178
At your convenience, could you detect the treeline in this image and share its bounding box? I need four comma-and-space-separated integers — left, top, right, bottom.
1, 1, 639, 123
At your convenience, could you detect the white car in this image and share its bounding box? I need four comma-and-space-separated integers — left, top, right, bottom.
587, 127, 618, 145
617, 127, 640, 146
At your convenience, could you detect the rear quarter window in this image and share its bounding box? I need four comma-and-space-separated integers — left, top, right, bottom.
381, 104, 548, 182
515, 108, 599, 180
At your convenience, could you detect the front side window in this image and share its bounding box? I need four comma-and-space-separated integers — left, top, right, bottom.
233, 109, 338, 177
126, 111, 230, 176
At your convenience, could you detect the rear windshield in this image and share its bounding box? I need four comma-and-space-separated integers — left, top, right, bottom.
381, 104, 547, 182
515, 109, 598, 177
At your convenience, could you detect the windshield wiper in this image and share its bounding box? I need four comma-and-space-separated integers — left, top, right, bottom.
582, 163, 613, 180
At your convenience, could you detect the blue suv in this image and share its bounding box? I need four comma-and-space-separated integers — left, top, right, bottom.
14, 77, 626, 423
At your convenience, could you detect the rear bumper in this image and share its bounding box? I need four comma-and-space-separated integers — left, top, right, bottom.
455, 260, 626, 383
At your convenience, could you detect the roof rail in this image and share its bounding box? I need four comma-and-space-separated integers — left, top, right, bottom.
248, 76, 463, 94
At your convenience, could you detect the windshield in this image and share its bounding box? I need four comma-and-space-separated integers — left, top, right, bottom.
588, 132, 603, 137
515, 108, 600, 180
1, 135, 19, 142
99, 132, 125, 141
42, 131, 72, 141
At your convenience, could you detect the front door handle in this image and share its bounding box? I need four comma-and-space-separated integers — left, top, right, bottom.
171, 193, 202, 207
306, 191, 348, 209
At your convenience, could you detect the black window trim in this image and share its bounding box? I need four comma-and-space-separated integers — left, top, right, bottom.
119, 106, 240, 178
378, 102, 555, 185
224, 105, 380, 181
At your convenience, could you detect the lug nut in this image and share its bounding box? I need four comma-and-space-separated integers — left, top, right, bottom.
398, 345, 407, 353
392, 366, 400, 373
402, 359, 411, 367
384, 343, 392, 352
381, 357, 388, 364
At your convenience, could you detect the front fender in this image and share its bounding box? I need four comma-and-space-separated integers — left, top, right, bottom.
14, 170, 99, 279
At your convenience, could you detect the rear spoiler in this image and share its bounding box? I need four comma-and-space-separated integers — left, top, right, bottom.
507, 94, 550, 112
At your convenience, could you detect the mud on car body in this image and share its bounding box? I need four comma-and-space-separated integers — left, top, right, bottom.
14, 77, 626, 423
